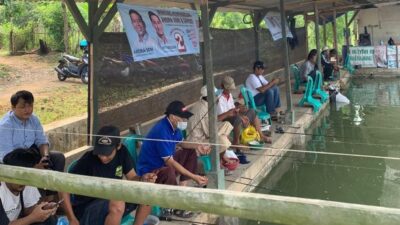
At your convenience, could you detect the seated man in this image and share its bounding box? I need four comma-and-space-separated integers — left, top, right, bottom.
186, 85, 235, 165
62, 125, 156, 225
321, 46, 334, 80
137, 101, 209, 187
245, 61, 282, 119
0, 90, 65, 172
217, 76, 271, 147
0, 148, 58, 225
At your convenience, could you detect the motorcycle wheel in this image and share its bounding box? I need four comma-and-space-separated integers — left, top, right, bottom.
57, 72, 67, 81
80, 66, 89, 84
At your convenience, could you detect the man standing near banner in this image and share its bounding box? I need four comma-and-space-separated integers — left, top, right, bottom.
129, 9, 156, 51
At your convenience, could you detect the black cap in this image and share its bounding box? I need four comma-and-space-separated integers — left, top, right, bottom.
165, 101, 193, 119
253, 61, 265, 70
93, 125, 120, 156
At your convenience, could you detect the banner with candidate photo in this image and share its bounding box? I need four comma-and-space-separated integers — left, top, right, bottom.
117, 3, 200, 61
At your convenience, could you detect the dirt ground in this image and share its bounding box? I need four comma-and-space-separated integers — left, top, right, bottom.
0, 52, 87, 124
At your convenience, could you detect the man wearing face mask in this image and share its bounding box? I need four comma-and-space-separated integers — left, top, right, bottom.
137, 101, 209, 188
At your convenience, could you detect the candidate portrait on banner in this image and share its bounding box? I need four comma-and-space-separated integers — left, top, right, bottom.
148, 11, 177, 53
128, 9, 157, 56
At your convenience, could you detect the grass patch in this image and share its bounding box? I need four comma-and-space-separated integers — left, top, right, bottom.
0, 85, 87, 125
0, 64, 11, 78
34, 85, 87, 124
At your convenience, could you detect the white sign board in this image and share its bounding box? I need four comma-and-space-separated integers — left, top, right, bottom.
349, 46, 376, 67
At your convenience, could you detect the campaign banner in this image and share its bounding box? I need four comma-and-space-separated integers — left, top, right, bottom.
349, 46, 376, 67
387, 45, 397, 68
263, 11, 293, 41
117, 3, 200, 61
374, 46, 387, 68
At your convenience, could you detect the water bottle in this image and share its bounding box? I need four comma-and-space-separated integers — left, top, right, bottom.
57, 216, 69, 225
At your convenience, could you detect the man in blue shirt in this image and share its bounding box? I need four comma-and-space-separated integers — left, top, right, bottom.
0, 90, 65, 172
137, 101, 209, 187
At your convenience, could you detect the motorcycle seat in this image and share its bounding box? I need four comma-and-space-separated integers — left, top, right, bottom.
64, 54, 81, 62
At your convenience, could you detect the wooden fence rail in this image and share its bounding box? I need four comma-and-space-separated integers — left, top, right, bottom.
1, 164, 400, 225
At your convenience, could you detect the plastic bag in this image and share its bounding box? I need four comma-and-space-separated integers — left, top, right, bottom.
336, 92, 350, 104
240, 125, 260, 145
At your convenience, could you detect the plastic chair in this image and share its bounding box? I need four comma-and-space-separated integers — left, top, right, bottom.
199, 155, 211, 173
344, 56, 355, 74
298, 76, 322, 113
122, 134, 143, 169
312, 71, 328, 103
240, 86, 272, 125
291, 64, 305, 93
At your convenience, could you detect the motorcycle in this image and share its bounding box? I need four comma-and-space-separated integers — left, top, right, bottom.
55, 48, 89, 84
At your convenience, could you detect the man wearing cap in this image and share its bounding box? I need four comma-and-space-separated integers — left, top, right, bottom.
245, 61, 282, 119
217, 76, 271, 148
137, 100, 209, 187
62, 125, 156, 225
321, 46, 333, 80
186, 85, 234, 164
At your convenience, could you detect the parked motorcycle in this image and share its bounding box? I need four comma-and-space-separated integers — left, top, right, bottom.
54, 40, 89, 84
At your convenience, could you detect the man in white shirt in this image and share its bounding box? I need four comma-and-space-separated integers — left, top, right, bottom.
245, 61, 282, 119
217, 76, 271, 148
186, 85, 234, 164
0, 148, 58, 225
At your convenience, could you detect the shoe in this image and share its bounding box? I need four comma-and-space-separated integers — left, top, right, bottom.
237, 155, 250, 164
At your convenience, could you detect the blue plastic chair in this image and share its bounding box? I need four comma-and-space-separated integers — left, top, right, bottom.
291, 64, 305, 93
240, 86, 272, 125
313, 71, 329, 103
298, 77, 322, 113
122, 134, 143, 169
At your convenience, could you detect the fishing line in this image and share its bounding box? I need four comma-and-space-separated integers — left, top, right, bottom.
1, 127, 400, 161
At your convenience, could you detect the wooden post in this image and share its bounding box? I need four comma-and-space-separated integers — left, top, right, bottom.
254, 11, 261, 61
304, 12, 309, 54
280, 0, 293, 123
199, 0, 224, 189
323, 19, 327, 47
314, 3, 322, 71
2, 165, 400, 225
345, 12, 350, 55
332, 4, 338, 63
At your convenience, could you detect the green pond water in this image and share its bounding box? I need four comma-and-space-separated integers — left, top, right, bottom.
243, 78, 400, 225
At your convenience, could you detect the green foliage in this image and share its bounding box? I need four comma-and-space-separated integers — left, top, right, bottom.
0, 1, 87, 54
36, 2, 65, 51
307, 12, 356, 55
211, 12, 253, 29
0, 63, 10, 78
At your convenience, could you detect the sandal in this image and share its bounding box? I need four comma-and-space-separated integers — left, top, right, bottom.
275, 126, 284, 134
173, 209, 195, 218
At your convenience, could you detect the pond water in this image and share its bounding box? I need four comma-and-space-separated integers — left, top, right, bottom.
243, 78, 400, 225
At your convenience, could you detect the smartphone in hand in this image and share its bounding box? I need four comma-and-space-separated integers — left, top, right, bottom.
42, 199, 64, 210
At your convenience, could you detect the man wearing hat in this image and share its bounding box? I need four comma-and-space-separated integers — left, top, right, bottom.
62, 125, 156, 225
217, 76, 271, 148
137, 100, 209, 187
321, 46, 333, 80
186, 85, 235, 165
245, 61, 282, 119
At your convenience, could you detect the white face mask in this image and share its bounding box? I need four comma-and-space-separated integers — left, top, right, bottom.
177, 121, 188, 130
